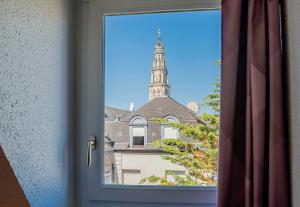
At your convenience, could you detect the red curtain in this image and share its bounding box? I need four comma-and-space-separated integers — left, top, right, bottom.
0, 146, 30, 207
218, 0, 291, 206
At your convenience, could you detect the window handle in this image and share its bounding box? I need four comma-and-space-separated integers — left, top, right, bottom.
87, 136, 96, 167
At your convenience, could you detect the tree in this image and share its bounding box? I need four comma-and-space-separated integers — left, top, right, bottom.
140, 79, 220, 186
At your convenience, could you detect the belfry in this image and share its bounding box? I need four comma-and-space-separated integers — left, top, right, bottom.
148, 30, 171, 101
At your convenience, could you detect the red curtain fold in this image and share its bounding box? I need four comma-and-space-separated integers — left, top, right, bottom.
0, 146, 30, 207
218, 0, 290, 206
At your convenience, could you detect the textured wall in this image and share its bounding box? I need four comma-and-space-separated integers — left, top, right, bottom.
0, 0, 73, 207
286, 0, 300, 206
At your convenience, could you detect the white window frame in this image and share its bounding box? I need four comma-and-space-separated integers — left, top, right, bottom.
84, 0, 221, 205
129, 116, 147, 148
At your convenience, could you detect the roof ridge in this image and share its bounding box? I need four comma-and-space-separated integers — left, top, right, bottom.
122, 96, 202, 122
105, 106, 130, 112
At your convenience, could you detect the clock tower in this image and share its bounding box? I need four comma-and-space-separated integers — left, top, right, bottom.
149, 30, 171, 101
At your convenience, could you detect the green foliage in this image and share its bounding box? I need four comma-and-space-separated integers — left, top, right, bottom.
139, 175, 199, 186
140, 78, 220, 186
203, 79, 220, 114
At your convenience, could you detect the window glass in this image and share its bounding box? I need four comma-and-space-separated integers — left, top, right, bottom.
122, 170, 142, 185
133, 137, 144, 146
132, 126, 145, 137
104, 10, 221, 186
164, 126, 178, 139
163, 117, 179, 139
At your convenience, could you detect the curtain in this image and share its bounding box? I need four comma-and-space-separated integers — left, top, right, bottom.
0, 146, 30, 207
218, 0, 290, 206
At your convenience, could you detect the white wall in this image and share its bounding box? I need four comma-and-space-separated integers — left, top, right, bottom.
115, 152, 186, 185
0, 0, 74, 206
286, 0, 300, 206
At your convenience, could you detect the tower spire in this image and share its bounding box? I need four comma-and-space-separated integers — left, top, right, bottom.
157, 29, 161, 41
148, 30, 171, 101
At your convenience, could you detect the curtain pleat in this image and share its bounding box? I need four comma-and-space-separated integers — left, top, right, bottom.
218, 0, 290, 206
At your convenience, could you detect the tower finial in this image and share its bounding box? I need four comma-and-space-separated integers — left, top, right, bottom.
157, 29, 161, 41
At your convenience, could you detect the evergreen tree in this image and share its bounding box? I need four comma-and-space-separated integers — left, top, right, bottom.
140, 75, 220, 186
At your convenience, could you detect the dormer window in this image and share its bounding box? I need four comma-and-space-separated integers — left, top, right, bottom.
129, 116, 147, 148
161, 115, 179, 139
132, 126, 145, 146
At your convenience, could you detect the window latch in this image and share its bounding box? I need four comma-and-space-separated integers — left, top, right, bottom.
87, 135, 96, 167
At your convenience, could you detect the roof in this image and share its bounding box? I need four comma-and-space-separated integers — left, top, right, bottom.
105, 97, 203, 150
123, 97, 203, 123
105, 106, 131, 121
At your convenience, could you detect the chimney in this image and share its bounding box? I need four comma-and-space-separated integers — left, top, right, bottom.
186, 101, 199, 115
129, 101, 135, 112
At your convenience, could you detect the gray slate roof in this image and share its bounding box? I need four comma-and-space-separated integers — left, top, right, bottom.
123, 97, 202, 123
105, 106, 130, 121
105, 97, 202, 151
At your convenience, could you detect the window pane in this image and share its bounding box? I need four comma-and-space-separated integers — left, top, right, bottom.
122, 170, 142, 185
133, 136, 144, 145
132, 127, 145, 136
104, 10, 221, 186
164, 126, 178, 139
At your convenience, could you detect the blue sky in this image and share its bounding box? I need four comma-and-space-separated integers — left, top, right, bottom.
105, 10, 221, 113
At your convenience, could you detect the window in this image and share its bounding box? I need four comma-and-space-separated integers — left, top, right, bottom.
122, 170, 142, 185
165, 170, 186, 182
132, 136, 144, 145
163, 126, 178, 138
103, 7, 220, 197
103, 8, 220, 189
162, 116, 180, 139
82, 0, 221, 205
129, 116, 147, 148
